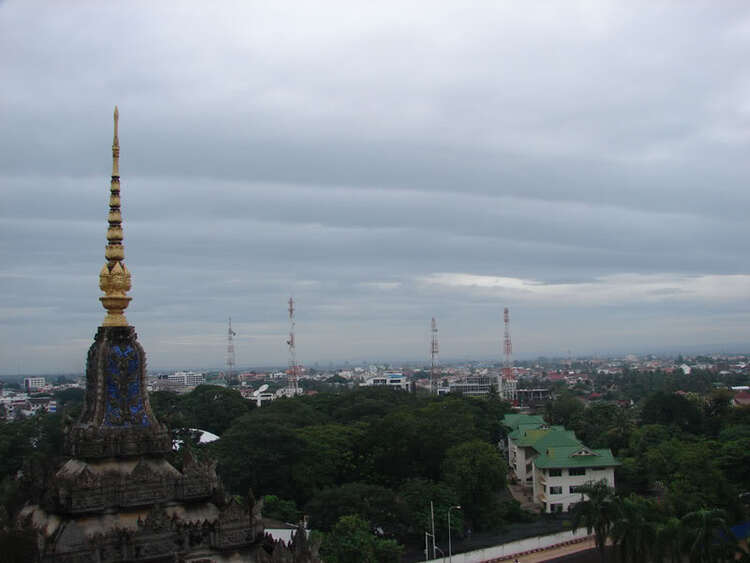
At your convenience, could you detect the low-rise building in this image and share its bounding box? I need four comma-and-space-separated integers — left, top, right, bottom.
533, 446, 618, 513
447, 374, 497, 397
168, 371, 205, 387
502, 414, 619, 513
360, 372, 410, 391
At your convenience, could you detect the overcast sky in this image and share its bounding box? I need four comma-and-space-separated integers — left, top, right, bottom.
2, 1, 750, 375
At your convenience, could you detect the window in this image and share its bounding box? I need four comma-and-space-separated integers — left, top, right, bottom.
569, 467, 586, 476
550, 486, 562, 495
548, 469, 562, 477
569, 485, 582, 494
550, 503, 564, 513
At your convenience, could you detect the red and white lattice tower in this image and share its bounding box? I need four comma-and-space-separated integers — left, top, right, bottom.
286, 297, 300, 396
430, 317, 439, 395
226, 317, 236, 383
502, 307, 517, 401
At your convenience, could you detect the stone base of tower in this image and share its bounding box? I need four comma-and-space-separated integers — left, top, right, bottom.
18, 325, 319, 562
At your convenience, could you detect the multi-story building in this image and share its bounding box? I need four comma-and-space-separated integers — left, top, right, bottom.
360, 372, 410, 391
503, 414, 619, 513
167, 371, 205, 387
446, 374, 496, 397
532, 446, 618, 513
24, 377, 46, 392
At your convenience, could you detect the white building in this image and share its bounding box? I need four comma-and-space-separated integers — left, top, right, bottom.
24, 377, 46, 392
360, 372, 410, 391
447, 375, 496, 397
532, 446, 618, 513
501, 376, 518, 401
167, 371, 205, 387
503, 414, 619, 513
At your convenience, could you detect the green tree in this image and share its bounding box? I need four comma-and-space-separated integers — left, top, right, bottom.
716, 437, 750, 487
680, 508, 737, 563
305, 483, 408, 537
214, 416, 305, 500
640, 391, 703, 434
545, 393, 585, 428
397, 478, 462, 538
571, 480, 618, 563
292, 423, 367, 500
182, 385, 252, 435
319, 515, 402, 563
262, 495, 300, 523
653, 516, 684, 563
442, 440, 506, 530
609, 494, 657, 563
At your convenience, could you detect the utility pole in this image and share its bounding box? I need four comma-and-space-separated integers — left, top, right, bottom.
430, 500, 436, 559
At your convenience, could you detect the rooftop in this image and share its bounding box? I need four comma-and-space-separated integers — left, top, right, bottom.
534, 446, 621, 469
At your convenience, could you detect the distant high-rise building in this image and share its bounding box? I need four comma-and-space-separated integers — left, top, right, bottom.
24, 376, 46, 392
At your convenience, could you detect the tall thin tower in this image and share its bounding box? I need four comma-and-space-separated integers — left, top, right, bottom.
286, 297, 300, 396
226, 317, 236, 383
502, 307, 517, 401
430, 317, 439, 395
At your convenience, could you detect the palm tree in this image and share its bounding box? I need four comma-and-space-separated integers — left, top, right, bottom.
571, 480, 618, 563
653, 516, 683, 563
680, 507, 736, 563
609, 494, 657, 562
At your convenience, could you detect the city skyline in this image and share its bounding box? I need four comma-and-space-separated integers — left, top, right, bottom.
2, 2, 750, 374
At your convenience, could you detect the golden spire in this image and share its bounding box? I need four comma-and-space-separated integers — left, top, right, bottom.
98, 106, 132, 326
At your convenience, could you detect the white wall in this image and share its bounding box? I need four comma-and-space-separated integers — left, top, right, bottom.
537, 467, 616, 513
424, 528, 592, 563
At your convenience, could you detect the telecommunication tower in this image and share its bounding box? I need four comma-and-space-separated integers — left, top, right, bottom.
502, 307, 517, 401
286, 297, 300, 396
430, 317, 439, 395
226, 317, 236, 383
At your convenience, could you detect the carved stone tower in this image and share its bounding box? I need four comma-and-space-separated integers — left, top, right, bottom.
21, 109, 318, 563
66, 106, 172, 462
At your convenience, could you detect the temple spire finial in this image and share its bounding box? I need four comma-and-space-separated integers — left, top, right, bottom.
112, 105, 119, 177
99, 106, 131, 326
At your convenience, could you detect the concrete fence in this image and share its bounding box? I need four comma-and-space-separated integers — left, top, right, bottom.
425, 527, 593, 562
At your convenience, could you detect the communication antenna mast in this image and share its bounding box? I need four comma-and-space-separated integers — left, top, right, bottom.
502, 307, 517, 401
430, 317, 439, 395
226, 317, 236, 383
286, 297, 300, 396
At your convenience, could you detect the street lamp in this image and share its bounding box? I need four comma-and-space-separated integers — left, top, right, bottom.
448, 505, 461, 563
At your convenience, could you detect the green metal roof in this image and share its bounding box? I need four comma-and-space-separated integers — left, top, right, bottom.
530, 430, 582, 454
502, 414, 546, 431
515, 428, 552, 446
508, 422, 547, 440
512, 426, 577, 448
533, 446, 621, 469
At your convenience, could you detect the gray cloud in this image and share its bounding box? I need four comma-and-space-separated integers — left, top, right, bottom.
2, 1, 750, 373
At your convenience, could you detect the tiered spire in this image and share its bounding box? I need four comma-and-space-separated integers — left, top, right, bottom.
98, 106, 132, 326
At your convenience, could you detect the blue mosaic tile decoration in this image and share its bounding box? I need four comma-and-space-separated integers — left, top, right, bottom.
104, 343, 149, 427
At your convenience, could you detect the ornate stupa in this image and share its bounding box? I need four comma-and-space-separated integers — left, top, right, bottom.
21, 109, 317, 563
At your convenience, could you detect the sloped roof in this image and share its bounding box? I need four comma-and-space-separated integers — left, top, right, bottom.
534, 446, 620, 469
509, 422, 547, 440
502, 413, 546, 431
530, 430, 582, 454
